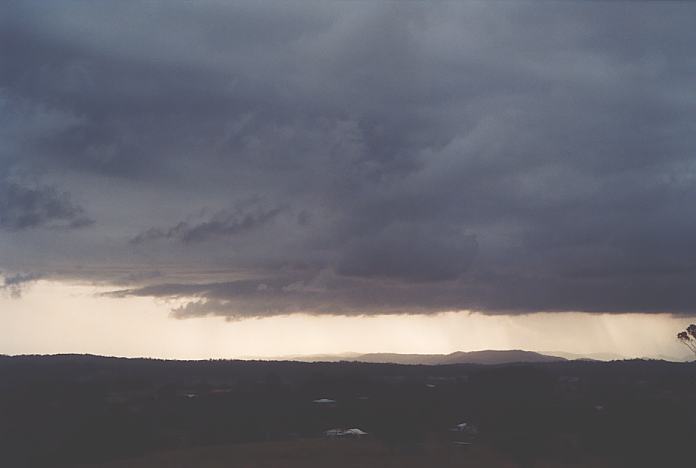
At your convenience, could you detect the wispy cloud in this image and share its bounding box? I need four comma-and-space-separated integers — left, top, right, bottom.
1, 272, 41, 298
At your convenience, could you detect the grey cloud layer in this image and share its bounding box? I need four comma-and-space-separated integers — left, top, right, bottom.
2, 1, 696, 317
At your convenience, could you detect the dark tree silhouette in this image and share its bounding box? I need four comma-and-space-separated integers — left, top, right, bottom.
677, 324, 696, 357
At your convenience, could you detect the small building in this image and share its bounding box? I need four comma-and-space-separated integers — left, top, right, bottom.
312, 398, 336, 405
324, 428, 345, 437
450, 422, 478, 436
324, 428, 368, 438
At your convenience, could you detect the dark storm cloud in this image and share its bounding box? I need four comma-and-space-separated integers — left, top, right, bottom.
336, 225, 477, 282
106, 273, 477, 319
2, 1, 696, 317
0, 180, 93, 230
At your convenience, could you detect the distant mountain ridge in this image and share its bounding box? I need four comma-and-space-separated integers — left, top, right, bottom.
282, 349, 566, 365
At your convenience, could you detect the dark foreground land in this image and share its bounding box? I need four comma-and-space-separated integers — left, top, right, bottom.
87, 439, 612, 468
0, 355, 694, 468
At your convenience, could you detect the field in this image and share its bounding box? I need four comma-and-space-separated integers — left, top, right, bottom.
88, 439, 610, 468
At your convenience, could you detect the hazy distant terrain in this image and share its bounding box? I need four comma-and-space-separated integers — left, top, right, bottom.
541, 351, 626, 362
279, 349, 566, 365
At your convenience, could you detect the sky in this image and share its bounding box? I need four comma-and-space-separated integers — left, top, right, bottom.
1, 1, 695, 360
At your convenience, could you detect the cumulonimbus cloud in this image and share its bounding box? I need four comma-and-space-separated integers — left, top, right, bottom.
2, 1, 696, 318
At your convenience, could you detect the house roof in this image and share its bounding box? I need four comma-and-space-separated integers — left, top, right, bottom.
324, 428, 368, 436
312, 398, 336, 403
345, 428, 368, 435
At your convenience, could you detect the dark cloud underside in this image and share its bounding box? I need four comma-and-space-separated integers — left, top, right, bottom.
2, 1, 696, 318
0, 180, 93, 230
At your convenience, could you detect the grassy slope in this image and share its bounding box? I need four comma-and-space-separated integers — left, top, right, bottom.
87, 439, 610, 468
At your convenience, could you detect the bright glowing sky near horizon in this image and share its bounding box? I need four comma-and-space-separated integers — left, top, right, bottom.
1, 1, 696, 360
